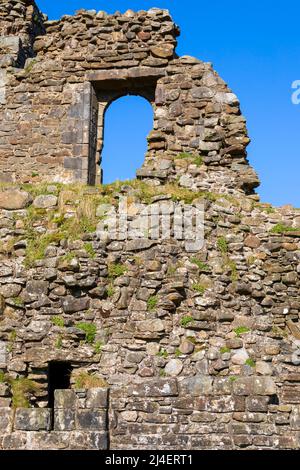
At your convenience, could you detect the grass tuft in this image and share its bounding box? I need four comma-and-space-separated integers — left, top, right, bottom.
76, 322, 97, 344
73, 372, 108, 389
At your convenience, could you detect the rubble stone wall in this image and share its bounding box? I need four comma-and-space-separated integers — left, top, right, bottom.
0, 0, 299, 452
0, 2, 258, 193
0, 184, 299, 450
0, 388, 108, 450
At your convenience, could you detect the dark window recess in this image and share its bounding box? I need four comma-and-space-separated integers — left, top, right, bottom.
269, 394, 279, 405
48, 361, 72, 409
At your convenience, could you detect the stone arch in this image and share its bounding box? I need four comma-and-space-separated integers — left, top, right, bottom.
100, 93, 154, 184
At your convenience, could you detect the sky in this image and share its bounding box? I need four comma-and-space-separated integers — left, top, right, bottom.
37, 0, 300, 207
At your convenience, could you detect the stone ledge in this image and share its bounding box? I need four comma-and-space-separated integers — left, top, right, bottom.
87, 67, 166, 83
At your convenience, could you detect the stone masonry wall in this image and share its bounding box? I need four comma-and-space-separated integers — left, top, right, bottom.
0, 0, 299, 452
0, 183, 299, 449
0, 2, 258, 193
0, 388, 108, 450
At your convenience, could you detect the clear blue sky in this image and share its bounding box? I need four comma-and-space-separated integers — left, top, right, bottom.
37, 0, 300, 207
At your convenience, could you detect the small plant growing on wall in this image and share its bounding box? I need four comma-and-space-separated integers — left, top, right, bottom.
76, 322, 97, 344
190, 258, 210, 271
7, 376, 40, 408
147, 295, 158, 311
217, 236, 228, 254
234, 326, 250, 337
108, 263, 127, 278
180, 316, 194, 327
52, 316, 65, 328
94, 341, 103, 354
72, 372, 108, 389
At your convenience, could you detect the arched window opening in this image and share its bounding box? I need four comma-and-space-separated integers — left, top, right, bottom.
100, 95, 153, 184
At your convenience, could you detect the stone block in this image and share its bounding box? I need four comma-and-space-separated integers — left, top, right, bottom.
233, 376, 276, 396
0, 384, 9, 397
14, 409, 51, 431
86, 388, 108, 409
54, 389, 77, 409
68, 431, 108, 450
281, 386, 300, 403
62, 296, 90, 313
54, 409, 75, 431
0, 87, 5, 105
2, 432, 27, 450
33, 195, 58, 208
24, 431, 69, 450
233, 377, 253, 396
246, 396, 269, 412
196, 396, 245, 413
0, 341, 8, 368
0, 398, 11, 407
0, 408, 12, 432
87, 67, 165, 83
129, 379, 178, 397
0, 70, 8, 86
0, 36, 21, 54
64, 157, 83, 169
179, 375, 213, 396
0, 190, 32, 210
26, 280, 49, 296
290, 406, 300, 430
253, 377, 277, 396
76, 409, 107, 430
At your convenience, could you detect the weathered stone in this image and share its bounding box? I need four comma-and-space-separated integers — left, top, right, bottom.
76, 410, 107, 430
233, 412, 266, 423
0, 284, 22, 299
14, 409, 51, 431
231, 348, 249, 365
86, 388, 108, 409
150, 45, 174, 58
120, 411, 138, 422
244, 235, 261, 248
179, 339, 195, 354
62, 296, 90, 313
246, 396, 269, 412
290, 406, 300, 430
0, 341, 8, 368
0, 295, 5, 315
130, 379, 178, 397
26, 280, 49, 297
137, 319, 165, 333
233, 377, 276, 396
256, 361, 273, 375
54, 409, 75, 431
165, 359, 183, 377
0, 1, 298, 451
33, 195, 58, 208
0, 190, 32, 210
54, 390, 76, 409
0, 408, 12, 432
125, 239, 157, 251
179, 375, 213, 396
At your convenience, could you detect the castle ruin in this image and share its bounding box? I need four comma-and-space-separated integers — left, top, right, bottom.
0, 0, 299, 450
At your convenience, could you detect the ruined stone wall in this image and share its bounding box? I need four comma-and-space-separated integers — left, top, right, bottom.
0, 3, 258, 193
0, 183, 299, 449
0, 0, 45, 65
0, 388, 108, 450
0, 0, 299, 452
